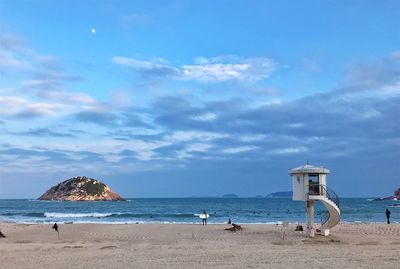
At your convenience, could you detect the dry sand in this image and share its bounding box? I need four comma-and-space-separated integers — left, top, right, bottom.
0, 222, 399, 269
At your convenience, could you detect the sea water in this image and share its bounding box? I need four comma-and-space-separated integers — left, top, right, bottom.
0, 198, 399, 224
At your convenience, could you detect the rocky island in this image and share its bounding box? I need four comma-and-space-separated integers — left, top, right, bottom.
38, 176, 125, 201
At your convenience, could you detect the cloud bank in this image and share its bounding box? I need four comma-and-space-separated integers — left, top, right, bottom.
1, 30, 399, 197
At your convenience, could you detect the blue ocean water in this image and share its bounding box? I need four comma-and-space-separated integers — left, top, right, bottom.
0, 198, 399, 224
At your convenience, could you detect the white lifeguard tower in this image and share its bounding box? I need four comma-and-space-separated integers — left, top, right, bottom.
289, 164, 340, 237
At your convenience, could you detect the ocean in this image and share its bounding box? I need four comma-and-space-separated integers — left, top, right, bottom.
0, 198, 399, 225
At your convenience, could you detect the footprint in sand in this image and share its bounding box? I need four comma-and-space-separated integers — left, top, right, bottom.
63, 245, 84, 249
100, 245, 118, 250
356, 241, 380, 245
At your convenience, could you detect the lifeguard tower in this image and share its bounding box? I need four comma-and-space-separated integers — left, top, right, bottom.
289, 164, 340, 237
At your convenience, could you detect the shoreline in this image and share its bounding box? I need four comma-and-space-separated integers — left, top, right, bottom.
2, 219, 399, 225
1, 222, 399, 268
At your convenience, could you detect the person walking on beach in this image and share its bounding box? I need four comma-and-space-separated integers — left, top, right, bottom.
385, 208, 391, 224
52, 223, 60, 239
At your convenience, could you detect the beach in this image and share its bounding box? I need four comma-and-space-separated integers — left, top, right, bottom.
0, 223, 399, 269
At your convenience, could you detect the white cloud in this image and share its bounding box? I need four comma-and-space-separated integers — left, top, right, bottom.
270, 146, 308, 155
260, 98, 282, 106
112, 56, 178, 73
0, 96, 64, 118
166, 131, 228, 142
28, 90, 97, 104
288, 123, 305, 128
190, 112, 217, 121
176, 143, 212, 159
113, 56, 276, 83
359, 109, 381, 120
0, 33, 96, 120
382, 81, 400, 94
193, 56, 209, 65
0, 50, 31, 70
181, 63, 249, 82
0, 35, 32, 71
63, 92, 96, 104
248, 87, 280, 96
186, 143, 212, 152
110, 90, 132, 108
240, 134, 267, 142
222, 146, 258, 154
181, 57, 275, 82
390, 50, 400, 60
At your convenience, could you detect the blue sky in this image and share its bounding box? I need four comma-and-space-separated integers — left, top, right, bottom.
0, 0, 399, 198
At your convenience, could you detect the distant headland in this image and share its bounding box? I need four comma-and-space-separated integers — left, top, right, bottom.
266, 191, 293, 198
38, 176, 124, 201
222, 193, 239, 198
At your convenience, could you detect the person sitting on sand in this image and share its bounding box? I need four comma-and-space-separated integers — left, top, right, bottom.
386, 208, 391, 224
295, 225, 303, 231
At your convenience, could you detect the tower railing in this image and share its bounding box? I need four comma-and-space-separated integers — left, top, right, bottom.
308, 183, 340, 209
318, 210, 330, 227
308, 183, 340, 227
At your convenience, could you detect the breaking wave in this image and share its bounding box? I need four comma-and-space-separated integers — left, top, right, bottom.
44, 212, 113, 218
42, 212, 198, 219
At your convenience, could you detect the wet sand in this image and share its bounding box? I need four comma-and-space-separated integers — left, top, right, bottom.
0, 222, 399, 268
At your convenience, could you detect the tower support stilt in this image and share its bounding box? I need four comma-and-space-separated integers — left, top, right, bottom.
306, 200, 315, 237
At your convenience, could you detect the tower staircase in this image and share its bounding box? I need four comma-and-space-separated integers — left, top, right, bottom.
308, 184, 340, 235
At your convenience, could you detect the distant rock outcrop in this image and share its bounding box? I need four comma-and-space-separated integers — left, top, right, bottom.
38, 176, 124, 201
373, 188, 400, 201
395, 188, 400, 197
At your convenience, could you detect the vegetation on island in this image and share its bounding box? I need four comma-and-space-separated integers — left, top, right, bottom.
84, 180, 106, 196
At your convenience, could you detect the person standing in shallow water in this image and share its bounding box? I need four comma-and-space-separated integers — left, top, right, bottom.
385, 208, 391, 224
202, 211, 207, 225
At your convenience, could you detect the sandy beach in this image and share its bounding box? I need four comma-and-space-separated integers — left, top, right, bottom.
0, 222, 399, 269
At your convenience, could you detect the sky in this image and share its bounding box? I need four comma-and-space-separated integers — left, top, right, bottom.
0, 0, 399, 198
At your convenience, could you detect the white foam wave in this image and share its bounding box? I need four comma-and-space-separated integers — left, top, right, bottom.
44, 212, 113, 218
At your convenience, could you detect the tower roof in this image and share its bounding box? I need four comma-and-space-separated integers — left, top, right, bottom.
289, 164, 330, 174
